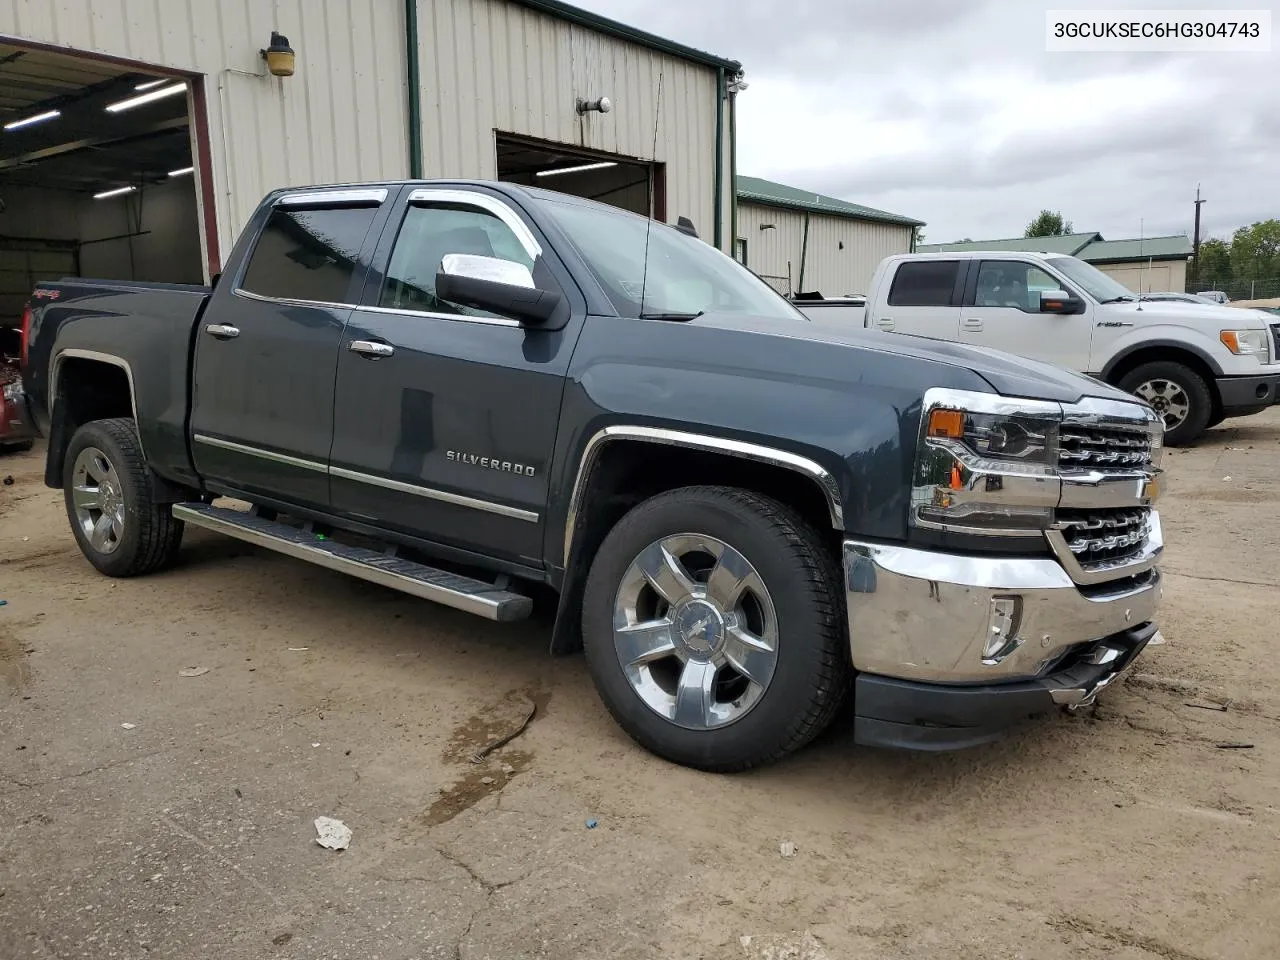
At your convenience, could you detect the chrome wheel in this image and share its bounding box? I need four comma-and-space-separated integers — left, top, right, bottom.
613, 534, 779, 730
1135, 378, 1190, 430
71, 446, 126, 555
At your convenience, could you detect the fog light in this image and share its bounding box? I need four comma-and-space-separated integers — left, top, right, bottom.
982, 596, 1024, 664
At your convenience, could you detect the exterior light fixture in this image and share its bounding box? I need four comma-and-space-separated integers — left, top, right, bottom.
576, 96, 612, 115
263, 32, 296, 77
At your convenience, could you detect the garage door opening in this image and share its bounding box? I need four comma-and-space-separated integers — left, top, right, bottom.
496, 133, 663, 219
0, 41, 206, 352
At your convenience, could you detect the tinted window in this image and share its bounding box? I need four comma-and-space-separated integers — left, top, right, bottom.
975, 261, 1063, 312
240, 206, 378, 303
380, 203, 534, 317
887, 261, 959, 307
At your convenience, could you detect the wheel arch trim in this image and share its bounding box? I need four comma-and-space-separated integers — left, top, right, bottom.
49, 349, 145, 464
1099, 340, 1224, 381
562, 425, 845, 566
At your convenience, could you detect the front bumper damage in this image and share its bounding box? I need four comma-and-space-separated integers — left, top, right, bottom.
843, 531, 1162, 750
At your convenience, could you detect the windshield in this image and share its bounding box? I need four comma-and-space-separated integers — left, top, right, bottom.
1048, 256, 1137, 303
536, 196, 804, 321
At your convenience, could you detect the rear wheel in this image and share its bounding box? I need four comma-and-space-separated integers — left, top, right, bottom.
581, 486, 849, 772
1118, 361, 1212, 446
63, 418, 184, 577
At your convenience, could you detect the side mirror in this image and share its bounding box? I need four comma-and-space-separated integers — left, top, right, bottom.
1039, 289, 1085, 315
435, 254, 563, 326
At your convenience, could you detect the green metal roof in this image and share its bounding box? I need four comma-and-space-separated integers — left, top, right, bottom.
918, 233, 1100, 255
510, 1, 741, 71
917, 232, 1193, 264
736, 175, 925, 227
1078, 235, 1194, 263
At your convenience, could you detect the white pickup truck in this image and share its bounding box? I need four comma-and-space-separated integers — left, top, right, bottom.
796, 251, 1280, 445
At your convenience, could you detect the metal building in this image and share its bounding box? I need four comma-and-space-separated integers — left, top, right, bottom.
0, 0, 741, 326
734, 176, 923, 298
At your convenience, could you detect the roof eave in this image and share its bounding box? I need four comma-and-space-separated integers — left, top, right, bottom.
738, 193, 924, 227
508, 0, 742, 71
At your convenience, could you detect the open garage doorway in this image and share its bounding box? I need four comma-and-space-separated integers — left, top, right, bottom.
496, 133, 664, 219
0, 41, 207, 351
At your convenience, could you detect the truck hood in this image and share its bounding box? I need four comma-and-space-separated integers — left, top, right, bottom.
694, 312, 1139, 405
1114, 300, 1273, 328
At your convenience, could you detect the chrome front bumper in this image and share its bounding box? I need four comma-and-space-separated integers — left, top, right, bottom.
843, 523, 1162, 686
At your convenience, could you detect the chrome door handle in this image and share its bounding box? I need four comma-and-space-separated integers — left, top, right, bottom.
349, 340, 395, 358
204, 323, 240, 339
874, 317, 895, 330
962, 318, 984, 331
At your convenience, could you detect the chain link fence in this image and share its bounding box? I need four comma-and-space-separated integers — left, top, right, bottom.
1194, 277, 1280, 301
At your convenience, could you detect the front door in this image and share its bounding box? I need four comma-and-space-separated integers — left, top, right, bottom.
958, 259, 1093, 371
189, 191, 388, 508
328, 188, 576, 567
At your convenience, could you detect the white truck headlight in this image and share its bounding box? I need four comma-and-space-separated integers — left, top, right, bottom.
1220, 329, 1269, 358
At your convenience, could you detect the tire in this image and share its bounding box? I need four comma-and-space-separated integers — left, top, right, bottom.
62, 418, 184, 577
581, 485, 850, 772
1118, 361, 1212, 446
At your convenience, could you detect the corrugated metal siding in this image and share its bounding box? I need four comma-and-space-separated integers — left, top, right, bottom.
416, 0, 723, 246
737, 201, 913, 297
0, 0, 730, 267
0, 0, 409, 268
1097, 260, 1187, 294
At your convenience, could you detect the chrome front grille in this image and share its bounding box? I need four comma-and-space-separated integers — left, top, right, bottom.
1058, 426, 1154, 470
1054, 508, 1150, 569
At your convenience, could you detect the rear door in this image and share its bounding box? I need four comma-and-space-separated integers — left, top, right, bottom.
327, 187, 580, 566
958, 259, 1093, 370
870, 259, 965, 339
189, 189, 390, 509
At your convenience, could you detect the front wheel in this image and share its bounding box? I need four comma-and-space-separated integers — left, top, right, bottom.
1118, 361, 1212, 447
581, 486, 850, 772
63, 418, 184, 577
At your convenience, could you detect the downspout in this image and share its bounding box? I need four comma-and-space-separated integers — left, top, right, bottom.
797, 212, 810, 292
729, 86, 738, 259
405, 0, 423, 179
713, 66, 725, 249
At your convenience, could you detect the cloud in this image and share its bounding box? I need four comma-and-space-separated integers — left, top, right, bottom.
575, 0, 1280, 244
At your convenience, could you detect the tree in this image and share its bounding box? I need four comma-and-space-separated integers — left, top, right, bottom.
1229, 220, 1280, 280
1195, 237, 1232, 283
1024, 210, 1074, 238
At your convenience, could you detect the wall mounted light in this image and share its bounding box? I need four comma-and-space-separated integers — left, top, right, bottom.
576, 96, 611, 115
759, 224, 776, 231
263, 32, 296, 77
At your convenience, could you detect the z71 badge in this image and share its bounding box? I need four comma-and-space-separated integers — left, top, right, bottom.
446, 450, 536, 477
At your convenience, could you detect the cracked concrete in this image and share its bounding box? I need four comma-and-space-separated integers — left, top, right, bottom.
4, 411, 1280, 958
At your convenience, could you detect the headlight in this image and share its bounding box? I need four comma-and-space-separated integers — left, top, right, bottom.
1, 379, 21, 402
913, 394, 1061, 537
1220, 329, 1269, 358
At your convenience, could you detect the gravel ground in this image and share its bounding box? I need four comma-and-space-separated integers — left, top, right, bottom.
2, 411, 1279, 960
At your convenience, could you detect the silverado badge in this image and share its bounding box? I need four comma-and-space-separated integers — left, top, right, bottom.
446, 450, 536, 477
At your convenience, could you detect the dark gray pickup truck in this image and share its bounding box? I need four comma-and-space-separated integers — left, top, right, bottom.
21, 180, 1166, 771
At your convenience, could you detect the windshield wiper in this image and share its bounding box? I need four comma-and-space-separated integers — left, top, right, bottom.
639, 310, 705, 321
1099, 295, 1136, 304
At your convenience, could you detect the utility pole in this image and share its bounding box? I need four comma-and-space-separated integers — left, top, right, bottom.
1191, 185, 1205, 291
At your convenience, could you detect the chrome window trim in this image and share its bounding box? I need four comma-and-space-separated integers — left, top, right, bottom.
277, 188, 388, 207
356, 304, 521, 329
563, 425, 844, 566
405, 188, 543, 259
329, 466, 538, 522
192, 435, 537, 522
193, 434, 328, 474
232, 287, 356, 311
51, 349, 144, 456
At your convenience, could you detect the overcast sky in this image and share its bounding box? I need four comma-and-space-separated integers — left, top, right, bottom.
573, 0, 1278, 244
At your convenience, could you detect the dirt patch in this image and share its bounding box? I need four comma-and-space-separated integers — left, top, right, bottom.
0, 624, 31, 693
